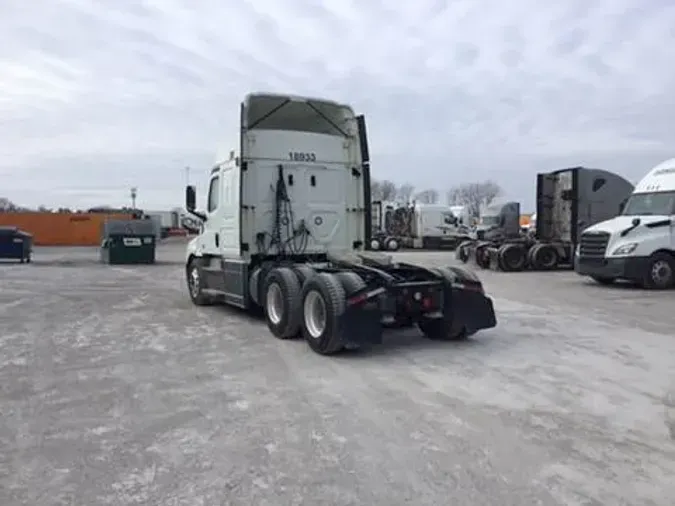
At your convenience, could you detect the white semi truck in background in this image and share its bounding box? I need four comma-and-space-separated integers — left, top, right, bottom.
575, 158, 675, 289
369, 201, 469, 251
183, 92, 497, 355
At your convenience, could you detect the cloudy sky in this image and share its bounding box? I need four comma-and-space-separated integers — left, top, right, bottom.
1, 0, 674, 212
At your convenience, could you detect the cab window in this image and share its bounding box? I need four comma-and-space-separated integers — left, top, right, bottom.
207, 176, 220, 212
442, 212, 457, 225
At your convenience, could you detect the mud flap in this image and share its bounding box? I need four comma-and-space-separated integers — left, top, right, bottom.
441, 267, 497, 334
339, 300, 383, 347
449, 286, 497, 335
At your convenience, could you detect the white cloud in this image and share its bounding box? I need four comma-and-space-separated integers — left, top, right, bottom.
1, 0, 675, 210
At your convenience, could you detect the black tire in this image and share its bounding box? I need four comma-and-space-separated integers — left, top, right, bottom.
456, 242, 471, 263
301, 273, 347, 355
418, 316, 468, 341
293, 264, 315, 284
591, 276, 615, 286
25, 254, 31, 264
642, 252, 675, 290
418, 267, 469, 341
370, 238, 382, 251
334, 271, 367, 295
475, 245, 490, 269
532, 244, 558, 270
385, 237, 400, 251
263, 267, 303, 339
187, 259, 212, 306
526, 244, 539, 268
498, 244, 526, 271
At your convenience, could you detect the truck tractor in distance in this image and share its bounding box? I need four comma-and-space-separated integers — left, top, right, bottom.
184, 92, 498, 355
575, 158, 675, 289
456, 167, 635, 271
369, 199, 401, 251
368, 202, 470, 251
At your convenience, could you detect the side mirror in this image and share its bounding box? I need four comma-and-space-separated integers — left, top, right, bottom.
631, 217, 640, 227
186, 185, 196, 211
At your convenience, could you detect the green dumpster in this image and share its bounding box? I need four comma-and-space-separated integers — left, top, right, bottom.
100, 219, 156, 265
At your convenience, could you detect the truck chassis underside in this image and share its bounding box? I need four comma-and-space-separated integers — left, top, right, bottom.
186, 252, 497, 355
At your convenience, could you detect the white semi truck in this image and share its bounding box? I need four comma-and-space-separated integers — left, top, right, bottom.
370, 199, 402, 251
575, 158, 675, 289
184, 92, 497, 355
369, 202, 468, 251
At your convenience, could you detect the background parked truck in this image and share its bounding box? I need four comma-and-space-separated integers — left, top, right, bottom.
368, 201, 469, 251
456, 166, 634, 271
575, 158, 675, 289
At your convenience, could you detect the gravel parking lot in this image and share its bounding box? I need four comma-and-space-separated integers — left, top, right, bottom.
1, 245, 674, 505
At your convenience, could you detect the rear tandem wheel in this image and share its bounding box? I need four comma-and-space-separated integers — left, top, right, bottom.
456, 241, 471, 263
263, 267, 303, 339
417, 267, 470, 341
497, 243, 526, 271
530, 244, 558, 270
301, 273, 348, 355
475, 245, 490, 269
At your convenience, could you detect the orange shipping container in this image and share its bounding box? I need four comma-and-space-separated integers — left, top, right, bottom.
0, 212, 136, 246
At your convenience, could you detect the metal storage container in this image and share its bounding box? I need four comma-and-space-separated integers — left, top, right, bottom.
100, 219, 156, 265
0, 226, 33, 263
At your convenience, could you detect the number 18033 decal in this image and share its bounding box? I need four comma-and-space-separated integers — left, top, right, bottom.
289, 151, 317, 162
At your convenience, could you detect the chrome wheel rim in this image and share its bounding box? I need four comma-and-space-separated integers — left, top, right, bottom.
189, 267, 200, 297
304, 290, 326, 339
266, 283, 284, 325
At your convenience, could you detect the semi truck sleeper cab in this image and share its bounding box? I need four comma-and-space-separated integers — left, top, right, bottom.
184, 92, 498, 355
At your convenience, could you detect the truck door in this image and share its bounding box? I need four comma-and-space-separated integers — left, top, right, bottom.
202, 173, 221, 255
670, 195, 675, 251
219, 166, 240, 257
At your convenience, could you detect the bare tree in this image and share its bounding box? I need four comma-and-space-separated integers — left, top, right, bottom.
370, 179, 398, 201
370, 180, 382, 200
447, 180, 502, 218
379, 180, 398, 201
0, 197, 18, 212
414, 189, 440, 204
397, 183, 415, 202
